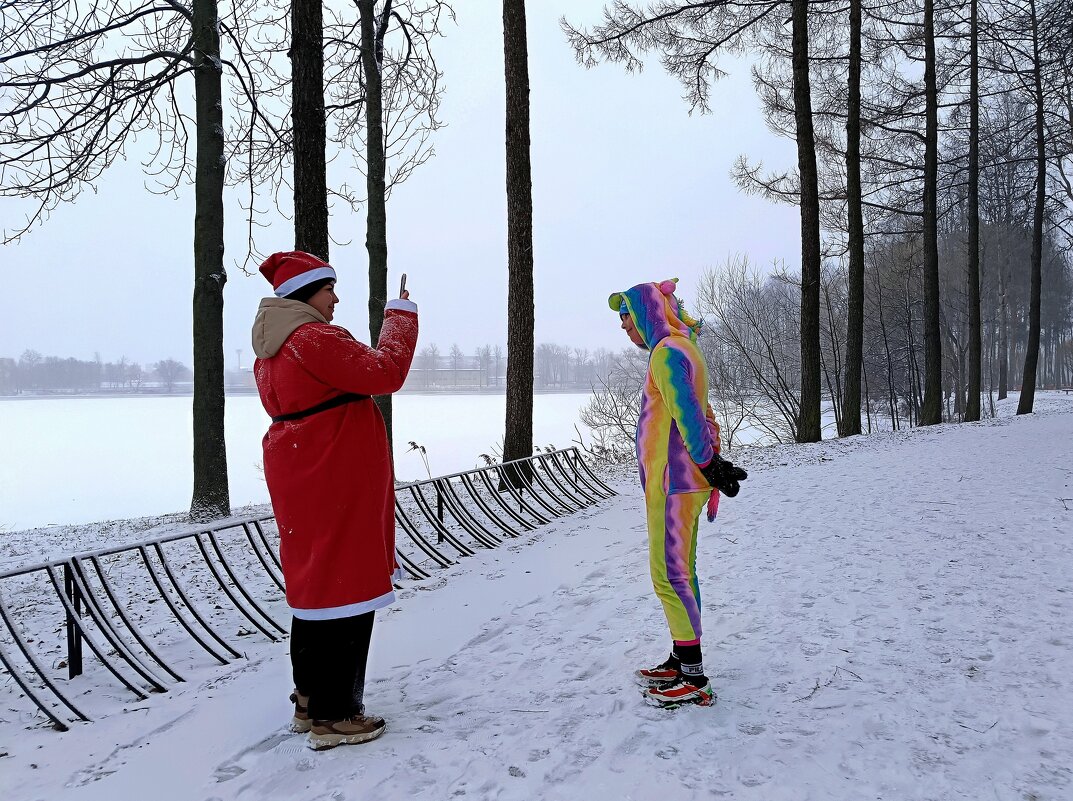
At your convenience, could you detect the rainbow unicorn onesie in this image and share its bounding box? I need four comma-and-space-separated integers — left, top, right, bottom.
609, 279, 721, 707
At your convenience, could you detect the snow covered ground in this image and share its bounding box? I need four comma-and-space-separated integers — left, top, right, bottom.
2, 392, 1072, 801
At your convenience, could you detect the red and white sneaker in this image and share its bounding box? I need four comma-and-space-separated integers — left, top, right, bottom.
635, 655, 680, 687
644, 677, 716, 708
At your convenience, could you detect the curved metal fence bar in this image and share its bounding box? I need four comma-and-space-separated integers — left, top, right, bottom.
537, 452, 591, 506
241, 523, 286, 593
137, 545, 233, 667
0, 582, 88, 728
151, 542, 243, 661
394, 546, 431, 581
486, 465, 556, 524
523, 458, 580, 516
533, 454, 590, 512
43, 565, 151, 700
0, 639, 73, 731
472, 470, 538, 530
204, 533, 288, 635
504, 455, 586, 519
82, 556, 185, 684
458, 472, 528, 536
55, 561, 168, 694
514, 466, 569, 519
252, 520, 284, 572
559, 449, 614, 500
543, 452, 602, 506
0, 448, 615, 728
192, 534, 282, 643
436, 478, 504, 548
408, 484, 478, 557
394, 498, 455, 568
571, 450, 619, 496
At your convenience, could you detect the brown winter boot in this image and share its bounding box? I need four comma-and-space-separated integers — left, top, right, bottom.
289, 691, 311, 733
307, 714, 387, 750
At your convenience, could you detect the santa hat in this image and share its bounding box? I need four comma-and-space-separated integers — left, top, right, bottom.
259, 251, 337, 298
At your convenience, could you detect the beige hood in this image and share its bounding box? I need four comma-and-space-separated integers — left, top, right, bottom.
251, 297, 328, 359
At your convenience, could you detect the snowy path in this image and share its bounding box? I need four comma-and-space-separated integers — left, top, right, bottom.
4, 401, 1072, 801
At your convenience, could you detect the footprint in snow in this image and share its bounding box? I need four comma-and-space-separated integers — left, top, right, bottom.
738, 722, 766, 735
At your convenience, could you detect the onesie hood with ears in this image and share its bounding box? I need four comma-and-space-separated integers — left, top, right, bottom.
608, 279, 703, 350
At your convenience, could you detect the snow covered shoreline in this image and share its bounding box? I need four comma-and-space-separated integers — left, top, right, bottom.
3, 393, 1072, 800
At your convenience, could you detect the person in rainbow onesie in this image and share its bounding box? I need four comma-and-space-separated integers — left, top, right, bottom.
609, 278, 748, 708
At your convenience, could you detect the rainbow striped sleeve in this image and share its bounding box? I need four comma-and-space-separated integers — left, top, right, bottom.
650, 344, 715, 466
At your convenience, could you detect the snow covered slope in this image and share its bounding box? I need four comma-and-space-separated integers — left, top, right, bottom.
3, 395, 1072, 801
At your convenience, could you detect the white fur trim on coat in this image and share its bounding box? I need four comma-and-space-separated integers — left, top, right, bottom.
289, 588, 395, 620
385, 298, 418, 314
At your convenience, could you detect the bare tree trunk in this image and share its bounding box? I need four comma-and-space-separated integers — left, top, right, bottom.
358, 0, 393, 442
988, 320, 996, 415
292, 0, 329, 260
190, 0, 229, 520
841, 0, 865, 437
502, 0, 535, 466
862, 352, 873, 432
999, 269, 1009, 398
906, 275, 922, 425
873, 266, 899, 429
920, 0, 943, 425
793, 0, 822, 442
1017, 0, 1045, 414
965, 0, 982, 421
821, 278, 843, 432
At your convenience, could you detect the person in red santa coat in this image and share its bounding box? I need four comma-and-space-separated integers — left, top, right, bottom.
252, 250, 418, 750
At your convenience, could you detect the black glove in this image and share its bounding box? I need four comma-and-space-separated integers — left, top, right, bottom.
699, 454, 748, 498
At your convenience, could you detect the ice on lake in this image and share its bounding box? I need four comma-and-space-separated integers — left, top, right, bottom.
0, 393, 595, 531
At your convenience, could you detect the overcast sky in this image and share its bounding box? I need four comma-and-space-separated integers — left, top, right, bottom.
0, 1, 800, 369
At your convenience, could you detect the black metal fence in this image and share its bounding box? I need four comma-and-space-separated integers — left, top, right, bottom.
0, 448, 615, 730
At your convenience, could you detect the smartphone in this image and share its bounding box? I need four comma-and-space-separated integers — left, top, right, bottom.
399, 273, 407, 297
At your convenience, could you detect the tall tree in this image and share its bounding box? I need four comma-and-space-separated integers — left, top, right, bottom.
357, 0, 394, 437
502, 0, 536, 465
919, 0, 944, 425
965, 0, 982, 421
1016, 0, 1048, 414
343, 1, 448, 443
792, 0, 823, 442
841, 0, 866, 436
191, 0, 230, 518
292, 0, 330, 259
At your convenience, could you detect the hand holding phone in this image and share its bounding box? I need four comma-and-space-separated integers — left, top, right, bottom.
399, 273, 408, 300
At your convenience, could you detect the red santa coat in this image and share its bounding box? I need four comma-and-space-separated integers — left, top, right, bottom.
252, 297, 418, 619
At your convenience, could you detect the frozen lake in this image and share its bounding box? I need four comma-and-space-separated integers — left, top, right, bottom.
0, 393, 594, 531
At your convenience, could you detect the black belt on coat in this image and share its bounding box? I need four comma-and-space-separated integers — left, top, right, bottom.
271, 392, 370, 423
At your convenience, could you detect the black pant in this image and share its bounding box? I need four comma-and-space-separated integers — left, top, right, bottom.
290, 612, 375, 721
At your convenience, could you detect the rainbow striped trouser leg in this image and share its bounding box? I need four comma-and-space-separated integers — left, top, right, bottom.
646, 489, 709, 642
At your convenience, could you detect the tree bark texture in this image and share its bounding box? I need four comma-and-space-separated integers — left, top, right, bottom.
966, 0, 982, 421
501, 0, 536, 465
841, 0, 865, 436
291, 0, 329, 260
792, 0, 822, 442
190, 0, 229, 519
920, 0, 944, 425
999, 271, 1008, 399
358, 0, 394, 441
1017, 0, 1045, 415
